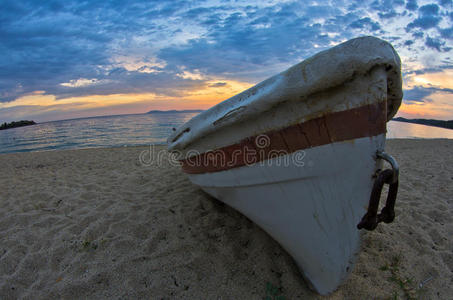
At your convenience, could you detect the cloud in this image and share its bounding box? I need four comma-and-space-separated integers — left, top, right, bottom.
60, 78, 111, 88
412, 31, 424, 38
440, 27, 453, 39
404, 85, 453, 103
406, 4, 443, 30
404, 86, 434, 102
378, 10, 398, 19
425, 36, 445, 51
208, 82, 227, 88
404, 65, 453, 76
418, 4, 440, 16
406, 0, 418, 11
407, 16, 441, 29
349, 17, 381, 31
370, 0, 404, 12
404, 40, 414, 46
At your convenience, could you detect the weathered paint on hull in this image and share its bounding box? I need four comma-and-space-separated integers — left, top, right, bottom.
178, 101, 387, 175
187, 134, 385, 294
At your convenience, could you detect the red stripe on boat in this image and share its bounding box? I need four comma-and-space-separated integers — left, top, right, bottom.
180, 101, 387, 174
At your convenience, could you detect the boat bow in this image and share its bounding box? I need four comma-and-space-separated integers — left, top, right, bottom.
166, 36, 403, 295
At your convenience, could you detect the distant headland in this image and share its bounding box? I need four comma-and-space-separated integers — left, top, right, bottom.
147, 109, 204, 114
393, 117, 453, 130
0, 120, 37, 130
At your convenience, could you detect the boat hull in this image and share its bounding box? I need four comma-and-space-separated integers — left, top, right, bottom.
167, 37, 403, 295
186, 134, 385, 294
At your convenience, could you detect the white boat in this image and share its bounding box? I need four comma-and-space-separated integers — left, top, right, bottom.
167, 36, 402, 295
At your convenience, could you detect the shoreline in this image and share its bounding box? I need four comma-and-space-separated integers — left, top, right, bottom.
0, 142, 168, 155
1, 139, 452, 299
0, 137, 451, 156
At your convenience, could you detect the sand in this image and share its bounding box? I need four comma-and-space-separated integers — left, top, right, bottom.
0, 139, 452, 299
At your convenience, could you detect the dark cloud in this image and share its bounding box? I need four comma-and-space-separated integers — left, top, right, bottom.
403, 65, 453, 76
419, 4, 440, 16
407, 15, 441, 29
208, 82, 227, 87
440, 27, 453, 39
404, 40, 414, 46
404, 85, 453, 103
369, 0, 403, 20
349, 17, 381, 31
370, 0, 404, 11
404, 86, 433, 102
412, 31, 424, 38
406, 3, 444, 30
425, 36, 445, 51
404, 87, 432, 102
406, 0, 418, 11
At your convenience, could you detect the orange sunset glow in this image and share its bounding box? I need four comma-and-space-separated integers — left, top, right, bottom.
0, 79, 253, 122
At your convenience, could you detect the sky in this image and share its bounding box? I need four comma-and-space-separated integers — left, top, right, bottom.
0, 0, 452, 122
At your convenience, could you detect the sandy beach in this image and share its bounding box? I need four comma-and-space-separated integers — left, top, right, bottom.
0, 139, 452, 299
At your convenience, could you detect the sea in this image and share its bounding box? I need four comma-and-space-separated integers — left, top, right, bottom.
0, 112, 452, 154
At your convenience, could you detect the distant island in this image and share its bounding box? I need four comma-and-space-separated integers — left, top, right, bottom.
0, 120, 37, 130
147, 109, 204, 114
393, 117, 453, 130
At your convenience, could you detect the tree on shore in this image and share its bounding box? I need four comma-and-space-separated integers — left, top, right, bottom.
0, 120, 37, 130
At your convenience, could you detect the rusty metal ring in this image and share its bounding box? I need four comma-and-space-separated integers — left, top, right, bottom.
357, 151, 399, 231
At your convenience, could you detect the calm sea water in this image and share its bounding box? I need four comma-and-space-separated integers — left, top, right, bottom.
0, 114, 452, 154
0, 113, 197, 154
